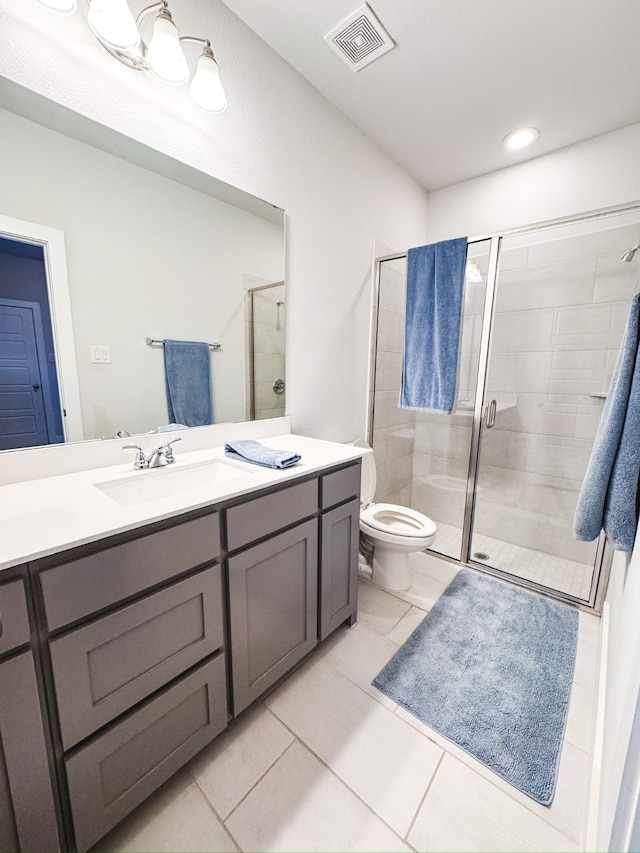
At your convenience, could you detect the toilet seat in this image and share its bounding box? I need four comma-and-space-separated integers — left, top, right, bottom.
360, 502, 437, 538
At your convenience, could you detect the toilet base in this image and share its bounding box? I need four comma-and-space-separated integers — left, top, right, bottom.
371, 547, 412, 591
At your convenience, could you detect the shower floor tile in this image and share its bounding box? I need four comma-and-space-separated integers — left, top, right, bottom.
430, 521, 594, 601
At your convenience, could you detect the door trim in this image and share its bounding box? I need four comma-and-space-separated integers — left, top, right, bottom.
0, 214, 83, 442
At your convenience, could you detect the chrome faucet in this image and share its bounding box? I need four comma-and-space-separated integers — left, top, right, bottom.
123, 437, 182, 469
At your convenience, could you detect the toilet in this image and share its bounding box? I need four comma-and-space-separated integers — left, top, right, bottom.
355, 440, 437, 591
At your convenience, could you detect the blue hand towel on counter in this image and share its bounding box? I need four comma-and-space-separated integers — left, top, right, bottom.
163, 340, 213, 427
224, 439, 301, 469
574, 292, 640, 551
400, 237, 468, 414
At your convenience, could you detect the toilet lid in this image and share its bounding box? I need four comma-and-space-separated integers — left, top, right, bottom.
360, 502, 437, 537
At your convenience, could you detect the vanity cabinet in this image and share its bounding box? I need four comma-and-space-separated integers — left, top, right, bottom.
0, 575, 61, 853
11, 453, 361, 852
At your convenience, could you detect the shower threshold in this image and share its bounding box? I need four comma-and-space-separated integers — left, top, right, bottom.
431, 521, 593, 602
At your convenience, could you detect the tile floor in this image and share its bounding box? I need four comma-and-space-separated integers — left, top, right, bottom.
432, 521, 594, 601
92, 556, 600, 853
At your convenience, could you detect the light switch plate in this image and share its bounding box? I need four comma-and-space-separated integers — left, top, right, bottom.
90, 345, 111, 364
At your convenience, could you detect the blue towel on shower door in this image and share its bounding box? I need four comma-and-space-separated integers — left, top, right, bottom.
574, 292, 640, 551
399, 237, 468, 413
163, 339, 213, 427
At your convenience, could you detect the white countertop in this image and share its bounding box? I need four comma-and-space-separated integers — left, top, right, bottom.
0, 434, 365, 572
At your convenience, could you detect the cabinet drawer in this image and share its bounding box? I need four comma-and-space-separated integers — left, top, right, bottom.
51, 566, 223, 750
226, 478, 318, 552
66, 654, 227, 853
320, 462, 361, 510
0, 577, 30, 656
41, 512, 221, 630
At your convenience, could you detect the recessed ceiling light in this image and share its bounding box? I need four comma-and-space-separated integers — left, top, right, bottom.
502, 127, 540, 151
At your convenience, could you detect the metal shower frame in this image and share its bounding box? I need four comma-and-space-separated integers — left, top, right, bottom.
368, 201, 640, 612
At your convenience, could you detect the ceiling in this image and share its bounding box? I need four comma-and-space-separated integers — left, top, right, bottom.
222, 0, 640, 191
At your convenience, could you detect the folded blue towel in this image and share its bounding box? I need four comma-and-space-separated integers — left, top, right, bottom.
400, 237, 468, 414
164, 340, 213, 427
574, 292, 640, 551
224, 439, 301, 469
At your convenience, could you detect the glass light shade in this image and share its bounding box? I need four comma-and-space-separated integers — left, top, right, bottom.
189, 53, 227, 113
147, 14, 189, 85
502, 126, 540, 151
35, 0, 77, 13
88, 0, 139, 50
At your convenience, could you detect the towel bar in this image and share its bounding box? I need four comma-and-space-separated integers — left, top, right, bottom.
145, 337, 221, 351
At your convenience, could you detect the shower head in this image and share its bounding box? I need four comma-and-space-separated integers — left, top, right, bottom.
621, 244, 640, 262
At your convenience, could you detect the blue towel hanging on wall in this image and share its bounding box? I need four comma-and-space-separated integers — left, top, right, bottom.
163, 339, 213, 427
399, 237, 468, 414
574, 292, 640, 552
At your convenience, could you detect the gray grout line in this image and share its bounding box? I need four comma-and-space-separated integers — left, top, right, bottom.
219, 734, 298, 827
403, 750, 445, 843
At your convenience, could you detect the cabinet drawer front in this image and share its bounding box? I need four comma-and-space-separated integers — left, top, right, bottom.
226, 478, 318, 552
51, 567, 223, 750
320, 462, 361, 510
228, 519, 318, 715
0, 577, 30, 656
41, 512, 221, 630
66, 654, 227, 853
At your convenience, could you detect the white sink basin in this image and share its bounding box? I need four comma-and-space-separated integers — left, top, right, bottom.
95, 459, 256, 507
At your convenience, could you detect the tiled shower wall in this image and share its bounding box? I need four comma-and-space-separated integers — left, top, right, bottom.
373, 220, 640, 564
371, 259, 415, 506
469, 224, 639, 562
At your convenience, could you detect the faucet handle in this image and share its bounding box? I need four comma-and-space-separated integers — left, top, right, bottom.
123, 444, 146, 469
163, 436, 182, 462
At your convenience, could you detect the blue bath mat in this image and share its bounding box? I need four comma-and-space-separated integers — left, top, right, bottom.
372, 569, 578, 804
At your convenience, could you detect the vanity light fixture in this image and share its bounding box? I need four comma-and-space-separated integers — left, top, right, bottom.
502, 126, 540, 151
34, 0, 227, 113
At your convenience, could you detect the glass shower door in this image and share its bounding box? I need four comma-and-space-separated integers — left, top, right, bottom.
469, 213, 640, 604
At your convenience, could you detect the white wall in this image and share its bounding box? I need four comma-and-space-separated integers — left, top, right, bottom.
427, 123, 640, 242
0, 0, 430, 445
599, 547, 640, 851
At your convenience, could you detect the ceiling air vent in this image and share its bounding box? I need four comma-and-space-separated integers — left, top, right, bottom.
324, 3, 395, 72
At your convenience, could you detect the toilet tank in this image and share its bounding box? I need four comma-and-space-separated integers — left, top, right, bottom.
352, 440, 376, 507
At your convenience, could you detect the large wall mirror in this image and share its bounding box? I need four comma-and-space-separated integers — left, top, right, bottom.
0, 77, 285, 452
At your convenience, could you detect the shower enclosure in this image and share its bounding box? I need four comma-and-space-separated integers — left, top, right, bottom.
370, 206, 640, 609
245, 281, 286, 420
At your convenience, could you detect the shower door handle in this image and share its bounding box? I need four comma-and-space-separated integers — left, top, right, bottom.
485, 399, 497, 429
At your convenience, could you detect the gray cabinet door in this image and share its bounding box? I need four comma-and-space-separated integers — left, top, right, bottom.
319, 498, 359, 641
0, 652, 61, 853
228, 519, 318, 714
50, 567, 224, 749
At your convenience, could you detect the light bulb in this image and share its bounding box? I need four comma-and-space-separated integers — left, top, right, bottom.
189, 50, 227, 113
88, 0, 139, 50
147, 11, 189, 85
35, 0, 77, 13
502, 127, 540, 151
